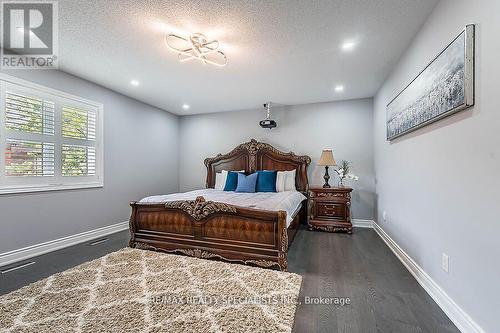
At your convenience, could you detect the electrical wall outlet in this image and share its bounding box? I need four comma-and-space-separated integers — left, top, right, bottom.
442, 253, 449, 273
383, 211, 387, 222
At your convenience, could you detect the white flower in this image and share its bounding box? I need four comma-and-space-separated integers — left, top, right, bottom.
343, 173, 360, 182
336, 168, 344, 178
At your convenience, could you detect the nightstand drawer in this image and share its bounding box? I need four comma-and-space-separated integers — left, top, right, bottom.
316, 202, 345, 219
314, 191, 349, 200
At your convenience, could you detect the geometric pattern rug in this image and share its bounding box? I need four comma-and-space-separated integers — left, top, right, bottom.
0, 248, 302, 333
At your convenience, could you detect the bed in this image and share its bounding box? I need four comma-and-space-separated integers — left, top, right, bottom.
128, 139, 311, 271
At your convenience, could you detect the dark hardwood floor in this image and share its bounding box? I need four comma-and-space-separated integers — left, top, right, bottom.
0, 228, 458, 333
289, 228, 459, 333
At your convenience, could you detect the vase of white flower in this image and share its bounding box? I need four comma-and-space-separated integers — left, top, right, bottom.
334, 160, 359, 187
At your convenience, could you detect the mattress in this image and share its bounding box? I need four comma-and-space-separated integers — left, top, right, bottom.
140, 189, 307, 226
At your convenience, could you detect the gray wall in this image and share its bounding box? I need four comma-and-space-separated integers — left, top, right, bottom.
374, 0, 500, 331
179, 99, 376, 220
0, 70, 179, 254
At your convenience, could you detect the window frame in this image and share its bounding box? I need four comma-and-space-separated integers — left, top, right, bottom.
0, 74, 104, 195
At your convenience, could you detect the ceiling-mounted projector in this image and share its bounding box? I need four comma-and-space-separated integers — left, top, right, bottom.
260, 102, 277, 129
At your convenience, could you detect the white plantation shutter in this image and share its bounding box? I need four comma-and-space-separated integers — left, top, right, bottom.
61, 104, 98, 178
5, 92, 55, 135
62, 145, 96, 176
62, 106, 96, 141
0, 76, 103, 193
2, 90, 56, 181
5, 139, 55, 177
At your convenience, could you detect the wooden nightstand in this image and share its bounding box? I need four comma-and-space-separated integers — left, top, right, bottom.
308, 187, 353, 233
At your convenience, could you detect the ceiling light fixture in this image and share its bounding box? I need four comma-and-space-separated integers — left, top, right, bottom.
130, 80, 140, 86
335, 85, 344, 92
165, 32, 227, 67
341, 41, 356, 51
182, 104, 190, 110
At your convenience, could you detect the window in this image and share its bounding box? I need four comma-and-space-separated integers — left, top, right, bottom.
0, 75, 103, 194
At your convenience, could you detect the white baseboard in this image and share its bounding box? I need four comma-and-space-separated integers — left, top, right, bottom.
372, 221, 484, 333
352, 219, 375, 228
0, 221, 129, 268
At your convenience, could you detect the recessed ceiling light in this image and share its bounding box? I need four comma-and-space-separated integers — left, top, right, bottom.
341, 41, 356, 51
334, 85, 344, 93
130, 80, 140, 86
182, 104, 190, 110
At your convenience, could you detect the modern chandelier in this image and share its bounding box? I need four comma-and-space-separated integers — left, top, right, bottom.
165, 32, 227, 67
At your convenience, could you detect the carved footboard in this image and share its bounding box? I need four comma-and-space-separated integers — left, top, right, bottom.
129, 196, 289, 271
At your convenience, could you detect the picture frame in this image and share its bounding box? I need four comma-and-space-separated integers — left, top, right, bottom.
386, 24, 475, 140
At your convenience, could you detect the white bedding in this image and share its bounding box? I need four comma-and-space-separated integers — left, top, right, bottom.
140, 189, 307, 226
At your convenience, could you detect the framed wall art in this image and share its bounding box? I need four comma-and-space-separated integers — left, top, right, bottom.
387, 24, 475, 140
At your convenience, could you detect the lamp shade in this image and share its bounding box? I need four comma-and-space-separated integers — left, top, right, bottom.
318, 149, 336, 166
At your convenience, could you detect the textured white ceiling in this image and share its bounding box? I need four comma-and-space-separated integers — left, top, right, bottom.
58, 0, 438, 115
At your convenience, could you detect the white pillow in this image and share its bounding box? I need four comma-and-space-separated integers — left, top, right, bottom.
214, 172, 226, 190
284, 169, 296, 191
214, 170, 244, 190
276, 169, 296, 192
276, 172, 286, 192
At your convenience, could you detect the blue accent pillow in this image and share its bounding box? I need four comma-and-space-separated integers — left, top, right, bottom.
256, 170, 277, 192
223, 171, 241, 191
235, 172, 258, 193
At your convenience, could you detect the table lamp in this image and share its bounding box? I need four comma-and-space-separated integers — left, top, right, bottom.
318, 149, 336, 188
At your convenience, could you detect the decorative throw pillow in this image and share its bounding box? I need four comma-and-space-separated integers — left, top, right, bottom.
224, 171, 242, 191
235, 172, 258, 193
256, 170, 277, 192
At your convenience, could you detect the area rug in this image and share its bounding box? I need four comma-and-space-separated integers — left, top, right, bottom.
0, 248, 302, 333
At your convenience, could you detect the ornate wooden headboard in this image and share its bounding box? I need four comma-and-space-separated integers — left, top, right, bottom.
204, 139, 311, 192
